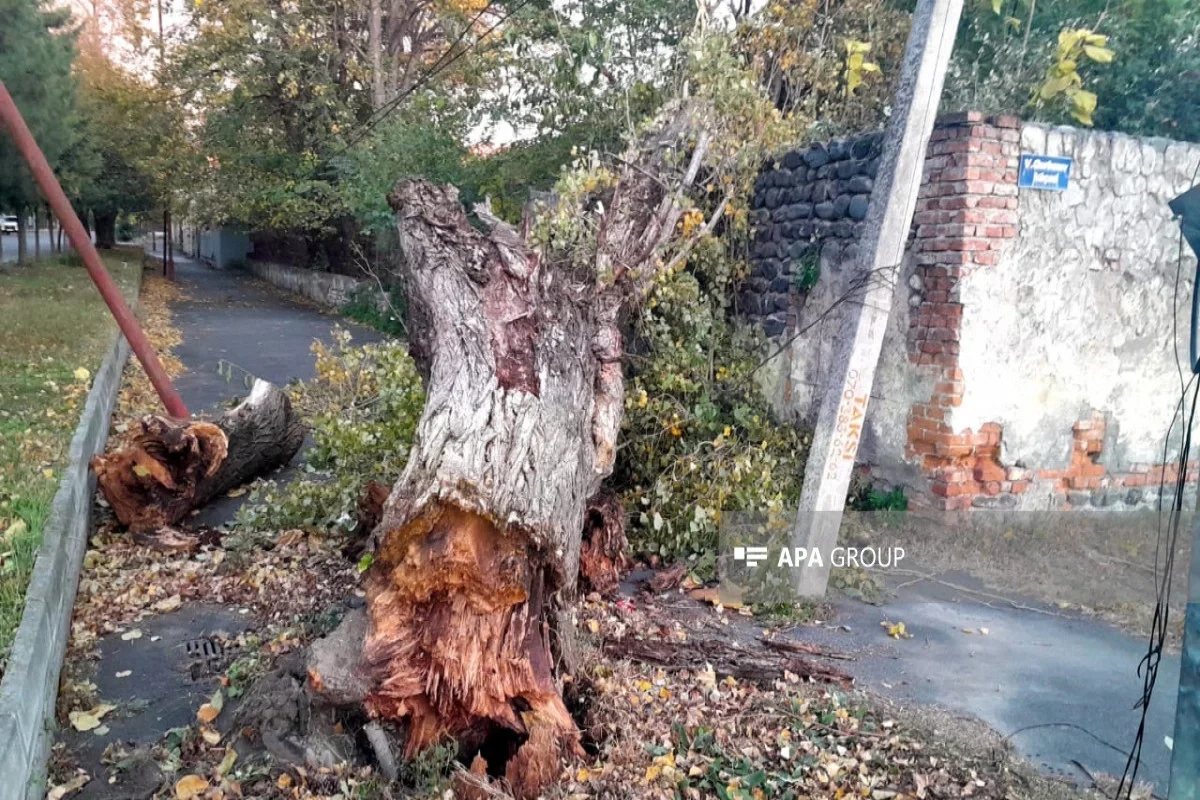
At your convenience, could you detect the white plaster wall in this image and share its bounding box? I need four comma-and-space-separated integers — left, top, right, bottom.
954, 125, 1200, 471
775, 244, 931, 489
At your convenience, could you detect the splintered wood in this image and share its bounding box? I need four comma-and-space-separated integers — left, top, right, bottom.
93, 380, 304, 532
360, 504, 580, 798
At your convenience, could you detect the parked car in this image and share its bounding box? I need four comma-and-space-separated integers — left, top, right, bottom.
0, 216, 17, 234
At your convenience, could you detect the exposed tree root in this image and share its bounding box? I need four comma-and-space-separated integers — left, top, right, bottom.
92, 380, 305, 532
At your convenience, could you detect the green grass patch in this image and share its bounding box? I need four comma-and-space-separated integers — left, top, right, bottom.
0, 250, 140, 673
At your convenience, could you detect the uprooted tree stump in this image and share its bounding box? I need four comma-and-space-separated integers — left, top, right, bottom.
92, 379, 305, 532
308, 102, 717, 798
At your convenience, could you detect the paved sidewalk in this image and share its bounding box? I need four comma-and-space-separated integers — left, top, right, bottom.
167, 253, 380, 415
794, 570, 1180, 793
59, 253, 381, 799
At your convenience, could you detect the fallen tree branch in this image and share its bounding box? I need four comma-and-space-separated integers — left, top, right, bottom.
603, 635, 853, 687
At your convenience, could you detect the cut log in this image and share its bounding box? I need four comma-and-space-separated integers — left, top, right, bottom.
92, 380, 305, 532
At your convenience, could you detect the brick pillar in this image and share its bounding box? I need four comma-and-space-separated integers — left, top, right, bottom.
904, 112, 1022, 510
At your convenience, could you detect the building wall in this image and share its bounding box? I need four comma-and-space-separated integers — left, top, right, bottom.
750, 114, 1200, 511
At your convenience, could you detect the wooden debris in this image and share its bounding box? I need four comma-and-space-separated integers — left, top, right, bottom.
92, 380, 305, 532
603, 636, 853, 687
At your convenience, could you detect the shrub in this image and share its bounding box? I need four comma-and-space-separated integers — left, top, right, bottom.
612, 235, 811, 560
236, 329, 423, 533
341, 283, 407, 338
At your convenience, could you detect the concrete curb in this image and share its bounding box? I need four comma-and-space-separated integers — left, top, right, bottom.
0, 305, 136, 800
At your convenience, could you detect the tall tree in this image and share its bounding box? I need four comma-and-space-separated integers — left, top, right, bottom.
0, 0, 80, 264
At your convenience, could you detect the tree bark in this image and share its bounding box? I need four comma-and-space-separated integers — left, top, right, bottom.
95, 210, 117, 249
16, 210, 27, 265
93, 380, 306, 532
306, 103, 710, 796
347, 182, 603, 797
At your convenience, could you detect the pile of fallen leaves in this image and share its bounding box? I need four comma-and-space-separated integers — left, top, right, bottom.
114, 273, 185, 421
68, 525, 359, 658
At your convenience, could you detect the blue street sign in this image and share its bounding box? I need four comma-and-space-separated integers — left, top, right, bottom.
1018, 154, 1072, 191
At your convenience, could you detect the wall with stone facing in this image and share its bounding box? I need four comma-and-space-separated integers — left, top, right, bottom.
754, 113, 1200, 512
245, 258, 383, 312
746, 132, 884, 336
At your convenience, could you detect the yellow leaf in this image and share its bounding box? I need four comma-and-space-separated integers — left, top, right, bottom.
1070, 89, 1098, 114
154, 594, 183, 613
861, 61, 881, 73
47, 775, 90, 800
69, 704, 115, 732
197, 689, 224, 724
276, 774, 293, 789
1083, 45, 1114, 63
73, 367, 91, 382
226, 487, 248, 498
43, 469, 54, 479
216, 747, 237, 777
174, 775, 209, 799
1084, 32, 1109, 46
201, 726, 222, 745
3, 519, 28, 543
120, 629, 143, 641
990, 0, 1002, 14
1057, 28, 1086, 55
576, 767, 591, 782
132, 465, 151, 478
644, 764, 662, 783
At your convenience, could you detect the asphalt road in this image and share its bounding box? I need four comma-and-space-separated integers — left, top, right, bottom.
0, 229, 65, 263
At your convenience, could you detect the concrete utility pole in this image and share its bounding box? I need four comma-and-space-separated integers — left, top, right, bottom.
791, 0, 964, 598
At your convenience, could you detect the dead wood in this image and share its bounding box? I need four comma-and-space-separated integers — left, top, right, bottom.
356, 103, 715, 797
603, 636, 854, 687
92, 380, 305, 532
579, 490, 630, 597
648, 561, 689, 593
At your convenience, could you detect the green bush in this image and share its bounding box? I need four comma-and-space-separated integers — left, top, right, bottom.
236, 329, 424, 533
341, 283, 407, 338
612, 235, 811, 560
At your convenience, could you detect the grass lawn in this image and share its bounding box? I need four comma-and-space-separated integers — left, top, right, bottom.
0, 250, 140, 673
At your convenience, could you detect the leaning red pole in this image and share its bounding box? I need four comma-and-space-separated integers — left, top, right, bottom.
0, 80, 188, 418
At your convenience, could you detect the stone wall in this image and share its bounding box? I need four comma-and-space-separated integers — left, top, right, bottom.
747, 132, 883, 335
245, 259, 383, 312
755, 113, 1200, 511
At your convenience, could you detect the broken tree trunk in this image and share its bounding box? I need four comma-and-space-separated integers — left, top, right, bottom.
308, 103, 715, 798
93, 380, 305, 532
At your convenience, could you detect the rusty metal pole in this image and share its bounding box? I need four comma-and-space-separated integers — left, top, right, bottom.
0, 79, 189, 418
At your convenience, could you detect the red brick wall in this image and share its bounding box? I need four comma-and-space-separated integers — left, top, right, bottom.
903, 113, 1196, 510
